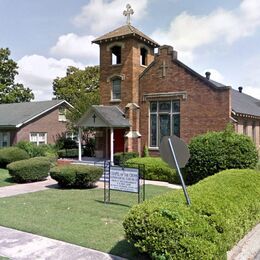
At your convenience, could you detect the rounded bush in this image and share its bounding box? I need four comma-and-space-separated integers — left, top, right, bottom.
0, 147, 29, 168
114, 152, 138, 166
123, 169, 260, 259
7, 156, 51, 183
50, 164, 103, 188
184, 128, 258, 184
125, 157, 178, 184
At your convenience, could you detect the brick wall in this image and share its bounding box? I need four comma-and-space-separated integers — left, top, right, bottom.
139, 46, 231, 154
15, 106, 67, 144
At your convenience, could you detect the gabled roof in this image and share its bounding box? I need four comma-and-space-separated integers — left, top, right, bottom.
77, 105, 130, 128
231, 89, 260, 117
0, 100, 72, 128
208, 79, 260, 117
92, 24, 160, 47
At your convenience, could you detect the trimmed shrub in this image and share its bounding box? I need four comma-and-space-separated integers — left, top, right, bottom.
57, 148, 79, 158
114, 152, 138, 166
16, 141, 58, 158
7, 156, 51, 183
123, 169, 260, 259
125, 157, 178, 184
0, 147, 29, 168
184, 128, 258, 184
55, 133, 78, 150
50, 164, 103, 188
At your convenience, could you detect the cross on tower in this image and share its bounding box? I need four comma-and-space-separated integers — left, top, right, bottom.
123, 4, 134, 25
92, 114, 96, 123
159, 60, 168, 77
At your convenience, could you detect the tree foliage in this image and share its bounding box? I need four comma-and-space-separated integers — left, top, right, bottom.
0, 48, 34, 103
53, 66, 100, 123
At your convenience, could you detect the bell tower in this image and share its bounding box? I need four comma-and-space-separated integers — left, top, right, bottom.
92, 4, 160, 154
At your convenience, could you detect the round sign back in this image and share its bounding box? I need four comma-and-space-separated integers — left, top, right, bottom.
159, 135, 190, 169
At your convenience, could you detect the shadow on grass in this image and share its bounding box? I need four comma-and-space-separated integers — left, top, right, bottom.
3, 177, 16, 184
109, 239, 149, 260
95, 200, 131, 208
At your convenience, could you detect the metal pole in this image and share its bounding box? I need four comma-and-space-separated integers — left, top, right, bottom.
168, 138, 191, 206
78, 127, 82, 161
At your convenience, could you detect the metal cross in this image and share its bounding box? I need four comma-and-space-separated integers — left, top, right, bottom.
123, 4, 134, 25
92, 114, 96, 123
160, 60, 168, 77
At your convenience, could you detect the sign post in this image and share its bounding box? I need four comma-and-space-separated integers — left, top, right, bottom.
160, 135, 191, 206
103, 162, 145, 204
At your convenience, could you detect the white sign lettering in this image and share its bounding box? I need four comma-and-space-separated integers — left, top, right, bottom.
110, 167, 139, 193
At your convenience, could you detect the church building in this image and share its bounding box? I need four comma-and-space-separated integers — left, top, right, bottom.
78, 5, 260, 163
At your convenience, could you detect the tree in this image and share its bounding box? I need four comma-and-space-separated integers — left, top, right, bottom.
0, 48, 34, 103
53, 66, 100, 123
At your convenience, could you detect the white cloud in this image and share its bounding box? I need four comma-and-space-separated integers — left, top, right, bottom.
15, 55, 84, 101
242, 86, 260, 99
73, 0, 148, 33
152, 0, 260, 63
203, 68, 225, 83
50, 33, 99, 63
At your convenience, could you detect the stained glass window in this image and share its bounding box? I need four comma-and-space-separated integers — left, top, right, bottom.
149, 100, 180, 147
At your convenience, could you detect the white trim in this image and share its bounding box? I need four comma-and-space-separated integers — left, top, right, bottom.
16, 100, 73, 128
110, 128, 114, 165
78, 128, 82, 161
29, 132, 47, 146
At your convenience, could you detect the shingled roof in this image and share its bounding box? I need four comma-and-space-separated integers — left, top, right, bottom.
77, 105, 130, 128
0, 100, 71, 128
208, 79, 260, 118
92, 24, 160, 47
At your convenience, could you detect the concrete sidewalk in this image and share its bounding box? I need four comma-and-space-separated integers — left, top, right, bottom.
0, 226, 124, 260
0, 177, 58, 198
227, 223, 260, 260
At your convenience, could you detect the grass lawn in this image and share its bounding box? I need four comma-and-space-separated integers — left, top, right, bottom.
0, 184, 173, 259
0, 169, 15, 187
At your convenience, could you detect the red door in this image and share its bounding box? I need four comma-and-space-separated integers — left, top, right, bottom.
114, 129, 125, 153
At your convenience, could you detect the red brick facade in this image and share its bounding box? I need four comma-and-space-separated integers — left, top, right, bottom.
13, 106, 67, 145
96, 29, 231, 156
139, 46, 231, 154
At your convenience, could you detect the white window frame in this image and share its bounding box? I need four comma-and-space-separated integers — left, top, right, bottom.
30, 132, 47, 146
58, 107, 67, 122
0, 132, 10, 148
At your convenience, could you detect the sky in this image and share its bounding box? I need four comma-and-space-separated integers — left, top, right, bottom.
1, 0, 260, 100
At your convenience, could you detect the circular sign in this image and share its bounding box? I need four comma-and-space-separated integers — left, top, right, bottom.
159, 135, 190, 169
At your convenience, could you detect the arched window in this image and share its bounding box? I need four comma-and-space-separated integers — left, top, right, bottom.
112, 78, 121, 100
111, 46, 121, 65
140, 47, 148, 66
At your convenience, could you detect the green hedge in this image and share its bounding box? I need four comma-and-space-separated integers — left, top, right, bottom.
184, 128, 258, 184
0, 147, 29, 168
57, 148, 79, 158
50, 164, 103, 188
7, 157, 51, 183
114, 152, 138, 166
125, 157, 178, 184
123, 169, 260, 259
16, 141, 58, 158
